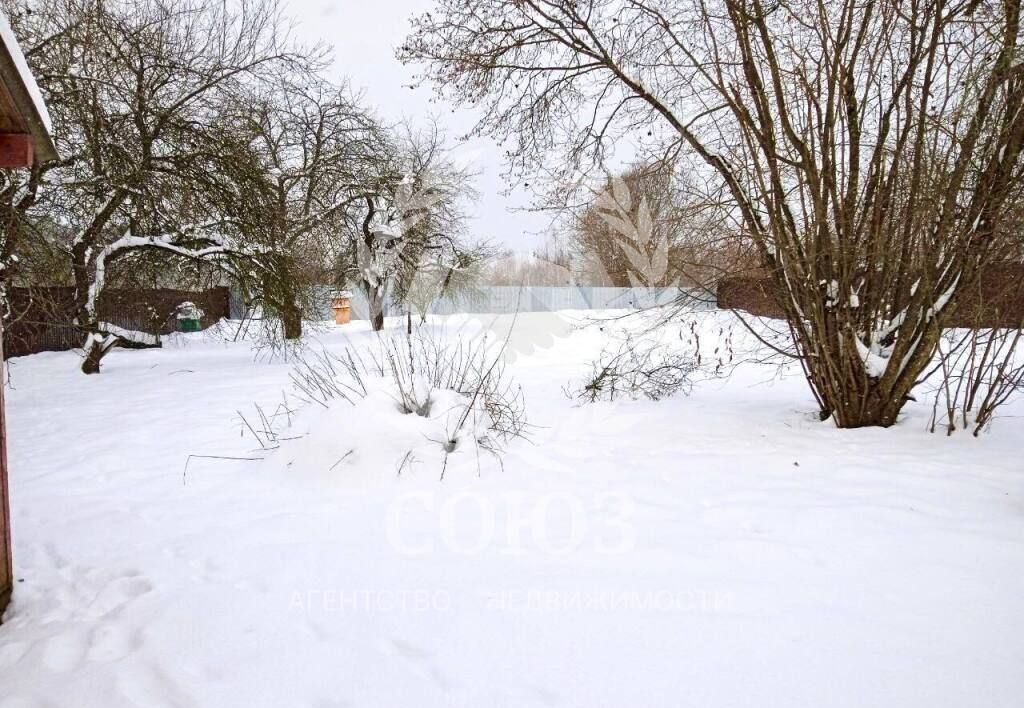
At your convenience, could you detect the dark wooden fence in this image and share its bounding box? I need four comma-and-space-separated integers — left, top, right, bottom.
3, 286, 231, 358
717, 264, 1024, 327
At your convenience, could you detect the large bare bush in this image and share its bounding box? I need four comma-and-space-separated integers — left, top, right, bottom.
402, 0, 1024, 427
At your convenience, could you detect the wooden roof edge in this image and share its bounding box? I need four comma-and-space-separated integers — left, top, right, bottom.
0, 13, 57, 164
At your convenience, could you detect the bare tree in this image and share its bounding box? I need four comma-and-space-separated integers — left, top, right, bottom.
336, 122, 477, 331
572, 162, 752, 292
575, 164, 678, 288
402, 0, 1024, 427
482, 242, 575, 286
396, 237, 495, 326
224, 76, 381, 340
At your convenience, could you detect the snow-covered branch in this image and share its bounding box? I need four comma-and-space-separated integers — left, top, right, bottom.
84, 229, 255, 321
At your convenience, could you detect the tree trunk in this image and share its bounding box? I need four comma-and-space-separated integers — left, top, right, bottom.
72, 232, 101, 376
802, 318, 939, 429
79, 327, 161, 374
282, 305, 302, 340
80, 332, 110, 375
81, 346, 104, 375
365, 282, 386, 332
824, 382, 904, 428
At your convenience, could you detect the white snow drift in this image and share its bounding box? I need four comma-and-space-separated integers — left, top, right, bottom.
0, 310, 1022, 708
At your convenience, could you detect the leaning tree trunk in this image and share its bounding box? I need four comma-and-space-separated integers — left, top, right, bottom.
81, 336, 107, 375
68, 226, 108, 374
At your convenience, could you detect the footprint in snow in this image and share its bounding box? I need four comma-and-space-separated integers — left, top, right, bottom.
385, 638, 451, 690
86, 621, 142, 663
39, 629, 89, 672
87, 575, 153, 620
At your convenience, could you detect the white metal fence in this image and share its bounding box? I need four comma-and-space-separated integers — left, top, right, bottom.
304, 286, 715, 321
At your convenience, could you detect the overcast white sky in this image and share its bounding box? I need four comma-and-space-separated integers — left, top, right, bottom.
287, 0, 552, 252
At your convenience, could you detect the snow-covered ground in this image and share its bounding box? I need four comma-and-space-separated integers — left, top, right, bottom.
1, 310, 1022, 707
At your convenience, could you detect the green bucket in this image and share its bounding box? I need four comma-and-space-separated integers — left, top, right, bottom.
179, 318, 201, 333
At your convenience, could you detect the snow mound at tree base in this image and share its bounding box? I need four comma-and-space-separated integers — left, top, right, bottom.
262, 379, 497, 485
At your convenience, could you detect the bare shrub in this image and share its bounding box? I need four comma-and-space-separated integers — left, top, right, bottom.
927, 328, 1024, 436
577, 336, 696, 403
574, 310, 776, 404
235, 395, 300, 453
290, 330, 527, 459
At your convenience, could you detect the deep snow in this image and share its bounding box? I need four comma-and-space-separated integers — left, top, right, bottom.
0, 311, 1022, 708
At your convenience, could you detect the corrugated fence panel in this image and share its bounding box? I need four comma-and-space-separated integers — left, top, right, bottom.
320, 286, 715, 320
